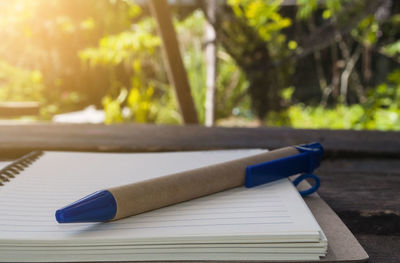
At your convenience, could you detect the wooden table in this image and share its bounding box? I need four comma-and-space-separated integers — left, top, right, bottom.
1, 124, 399, 262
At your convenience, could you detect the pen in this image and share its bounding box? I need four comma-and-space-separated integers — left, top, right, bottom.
55, 142, 323, 223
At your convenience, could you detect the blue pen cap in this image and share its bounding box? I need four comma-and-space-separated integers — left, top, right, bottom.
245, 142, 324, 188
55, 190, 117, 223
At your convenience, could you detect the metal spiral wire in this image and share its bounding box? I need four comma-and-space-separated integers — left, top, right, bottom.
0, 151, 43, 186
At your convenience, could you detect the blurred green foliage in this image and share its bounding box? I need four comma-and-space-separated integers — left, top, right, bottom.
229, 0, 292, 44
0, 60, 44, 102
228, 0, 295, 61
81, 7, 251, 124
298, 0, 344, 20
0, 0, 133, 113
262, 0, 400, 130
352, 15, 380, 46
383, 40, 400, 57
216, 51, 252, 119
80, 19, 161, 67
79, 13, 175, 124
0, 0, 399, 131
268, 70, 400, 130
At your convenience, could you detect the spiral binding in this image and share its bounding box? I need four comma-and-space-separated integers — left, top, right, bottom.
0, 151, 43, 186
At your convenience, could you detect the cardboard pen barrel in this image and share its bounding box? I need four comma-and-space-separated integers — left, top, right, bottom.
108, 146, 300, 220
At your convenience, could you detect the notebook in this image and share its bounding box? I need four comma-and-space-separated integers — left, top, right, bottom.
0, 149, 328, 262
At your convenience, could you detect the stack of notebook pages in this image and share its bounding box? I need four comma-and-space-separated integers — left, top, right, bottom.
0, 150, 327, 262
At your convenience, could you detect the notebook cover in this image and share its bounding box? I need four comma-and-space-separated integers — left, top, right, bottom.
302, 187, 369, 262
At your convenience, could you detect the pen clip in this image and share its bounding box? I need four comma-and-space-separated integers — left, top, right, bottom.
245, 143, 323, 196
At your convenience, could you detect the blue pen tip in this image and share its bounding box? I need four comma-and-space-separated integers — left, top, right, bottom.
55, 190, 117, 223
55, 209, 65, 222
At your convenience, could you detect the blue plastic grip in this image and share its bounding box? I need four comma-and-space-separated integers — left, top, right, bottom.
245, 142, 323, 196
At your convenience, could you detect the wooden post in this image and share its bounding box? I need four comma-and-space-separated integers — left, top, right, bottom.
204, 0, 217, 127
148, 0, 199, 124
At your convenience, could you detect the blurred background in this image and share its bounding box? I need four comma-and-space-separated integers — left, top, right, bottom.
0, 0, 399, 130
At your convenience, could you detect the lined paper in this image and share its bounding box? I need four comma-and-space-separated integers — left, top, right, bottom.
0, 150, 327, 262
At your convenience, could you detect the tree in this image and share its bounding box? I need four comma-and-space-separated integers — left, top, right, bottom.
200, 0, 389, 119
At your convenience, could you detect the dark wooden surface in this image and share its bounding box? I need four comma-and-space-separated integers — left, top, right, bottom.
1, 123, 399, 262
1, 123, 400, 158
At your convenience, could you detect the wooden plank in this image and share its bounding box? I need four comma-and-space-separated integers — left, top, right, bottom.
148, 0, 199, 124
316, 159, 400, 238
317, 159, 400, 211
0, 102, 39, 117
0, 124, 399, 158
